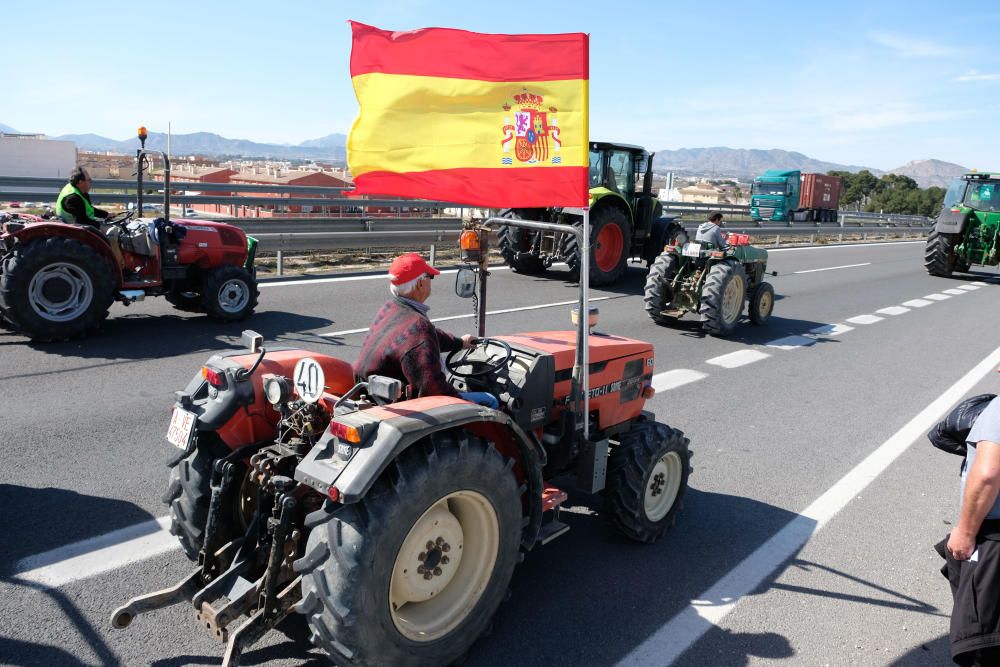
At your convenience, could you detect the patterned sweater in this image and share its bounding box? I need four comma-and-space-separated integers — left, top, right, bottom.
353, 297, 463, 398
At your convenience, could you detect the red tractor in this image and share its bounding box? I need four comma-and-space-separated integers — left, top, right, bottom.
111, 218, 690, 666
0, 127, 258, 341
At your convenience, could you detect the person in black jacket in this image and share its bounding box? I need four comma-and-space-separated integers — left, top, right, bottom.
940, 391, 1000, 665
55, 167, 111, 227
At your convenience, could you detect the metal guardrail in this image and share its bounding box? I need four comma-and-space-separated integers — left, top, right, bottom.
1, 176, 932, 254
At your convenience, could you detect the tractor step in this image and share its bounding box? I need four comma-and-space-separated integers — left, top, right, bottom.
538, 484, 570, 545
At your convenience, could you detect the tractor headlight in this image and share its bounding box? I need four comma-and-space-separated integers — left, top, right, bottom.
263, 376, 292, 406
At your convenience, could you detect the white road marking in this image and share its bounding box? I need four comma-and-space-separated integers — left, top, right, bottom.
792, 262, 870, 274
12, 517, 177, 588
766, 335, 816, 350
924, 293, 951, 301
902, 299, 933, 308
807, 323, 854, 337
767, 240, 923, 253
705, 350, 771, 369
845, 314, 884, 325
876, 306, 910, 316
943, 288, 967, 296
973, 281, 990, 286
617, 344, 1000, 667
320, 296, 616, 337
957, 285, 980, 291
651, 369, 708, 391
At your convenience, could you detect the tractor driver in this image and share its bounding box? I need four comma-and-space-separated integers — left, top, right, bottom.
695, 211, 728, 249
55, 167, 111, 228
353, 252, 500, 409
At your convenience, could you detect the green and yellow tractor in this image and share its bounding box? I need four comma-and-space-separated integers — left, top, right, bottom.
497, 141, 686, 286
925, 171, 1000, 277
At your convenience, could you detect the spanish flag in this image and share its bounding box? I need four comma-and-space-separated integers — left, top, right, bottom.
348, 22, 589, 208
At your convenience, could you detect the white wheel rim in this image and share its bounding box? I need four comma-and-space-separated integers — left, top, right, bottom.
27, 262, 94, 322
389, 490, 499, 642
644, 451, 683, 522
757, 290, 773, 318
217, 278, 249, 313
721, 274, 744, 324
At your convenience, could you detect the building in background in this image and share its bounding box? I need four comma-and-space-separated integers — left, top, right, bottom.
0, 134, 76, 178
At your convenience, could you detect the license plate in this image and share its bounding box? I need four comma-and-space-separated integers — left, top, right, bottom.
166, 407, 197, 450
682, 242, 702, 258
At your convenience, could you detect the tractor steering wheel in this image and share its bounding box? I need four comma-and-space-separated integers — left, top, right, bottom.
446, 338, 513, 378
104, 210, 134, 227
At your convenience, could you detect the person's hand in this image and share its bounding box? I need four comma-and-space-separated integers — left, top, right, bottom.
461, 335, 478, 349
947, 528, 977, 561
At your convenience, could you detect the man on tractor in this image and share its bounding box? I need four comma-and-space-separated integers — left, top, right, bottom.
353, 252, 499, 408
55, 166, 111, 228
696, 210, 728, 249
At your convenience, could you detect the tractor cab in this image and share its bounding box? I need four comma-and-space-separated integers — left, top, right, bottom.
588, 141, 660, 250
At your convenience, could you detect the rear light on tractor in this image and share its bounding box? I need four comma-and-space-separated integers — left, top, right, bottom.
327, 486, 341, 502
201, 366, 226, 388
328, 420, 361, 443
642, 386, 656, 399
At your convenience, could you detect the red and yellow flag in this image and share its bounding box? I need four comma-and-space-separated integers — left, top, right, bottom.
348, 22, 589, 208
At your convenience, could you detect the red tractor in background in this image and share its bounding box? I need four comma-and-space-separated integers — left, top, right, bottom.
0, 127, 258, 341
112, 217, 691, 667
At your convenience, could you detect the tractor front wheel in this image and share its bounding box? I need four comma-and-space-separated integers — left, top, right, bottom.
924, 230, 962, 277
0, 237, 113, 341
643, 252, 681, 326
605, 418, 690, 543
564, 206, 631, 286
749, 281, 775, 325
700, 260, 747, 336
296, 430, 522, 667
201, 265, 258, 321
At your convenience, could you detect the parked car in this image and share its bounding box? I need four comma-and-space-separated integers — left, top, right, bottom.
183, 208, 197, 217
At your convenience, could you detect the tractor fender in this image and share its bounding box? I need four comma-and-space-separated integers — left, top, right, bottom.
644, 216, 685, 264
295, 397, 546, 550
934, 207, 969, 235
589, 189, 633, 226
6, 222, 120, 280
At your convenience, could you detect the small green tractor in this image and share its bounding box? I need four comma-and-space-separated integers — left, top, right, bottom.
925, 171, 1000, 277
498, 141, 686, 286
643, 233, 775, 336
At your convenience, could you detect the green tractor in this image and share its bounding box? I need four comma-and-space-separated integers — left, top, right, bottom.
497, 141, 686, 286
643, 233, 775, 336
925, 171, 1000, 277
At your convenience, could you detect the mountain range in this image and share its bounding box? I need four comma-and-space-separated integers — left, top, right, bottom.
0, 123, 967, 188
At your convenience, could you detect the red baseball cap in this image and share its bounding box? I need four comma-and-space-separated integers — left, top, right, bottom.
388, 253, 440, 285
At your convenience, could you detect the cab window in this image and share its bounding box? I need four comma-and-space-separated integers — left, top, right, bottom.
608, 150, 633, 194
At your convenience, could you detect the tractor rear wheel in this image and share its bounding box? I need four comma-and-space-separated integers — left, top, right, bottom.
643, 252, 681, 326
605, 418, 690, 543
924, 230, 961, 277
162, 434, 249, 561
564, 206, 631, 286
295, 430, 521, 666
201, 265, 258, 321
749, 281, 775, 325
700, 260, 747, 336
0, 237, 113, 341
497, 211, 546, 275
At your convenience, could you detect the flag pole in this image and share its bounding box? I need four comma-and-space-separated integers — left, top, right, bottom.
581, 207, 590, 440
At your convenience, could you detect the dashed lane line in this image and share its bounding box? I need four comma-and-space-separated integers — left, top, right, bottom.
705, 350, 771, 369
845, 314, 884, 325
652, 369, 709, 392
876, 306, 910, 316
13, 516, 177, 588
792, 262, 870, 274
320, 296, 617, 337
765, 335, 816, 350
902, 299, 933, 308
957, 285, 980, 291
924, 293, 951, 301
943, 288, 968, 296
807, 323, 854, 337
617, 344, 1000, 667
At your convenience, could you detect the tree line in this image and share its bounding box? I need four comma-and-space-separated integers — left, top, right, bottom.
827, 170, 946, 217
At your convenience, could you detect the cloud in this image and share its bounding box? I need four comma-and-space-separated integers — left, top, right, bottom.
868, 31, 955, 57
955, 70, 1000, 82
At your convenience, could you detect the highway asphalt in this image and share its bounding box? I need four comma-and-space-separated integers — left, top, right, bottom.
2, 240, 1000, 666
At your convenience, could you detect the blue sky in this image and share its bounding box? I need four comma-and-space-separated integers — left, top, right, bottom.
3, 0, 998, 171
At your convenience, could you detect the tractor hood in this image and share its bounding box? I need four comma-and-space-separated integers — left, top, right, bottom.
496, 331, 652, 373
